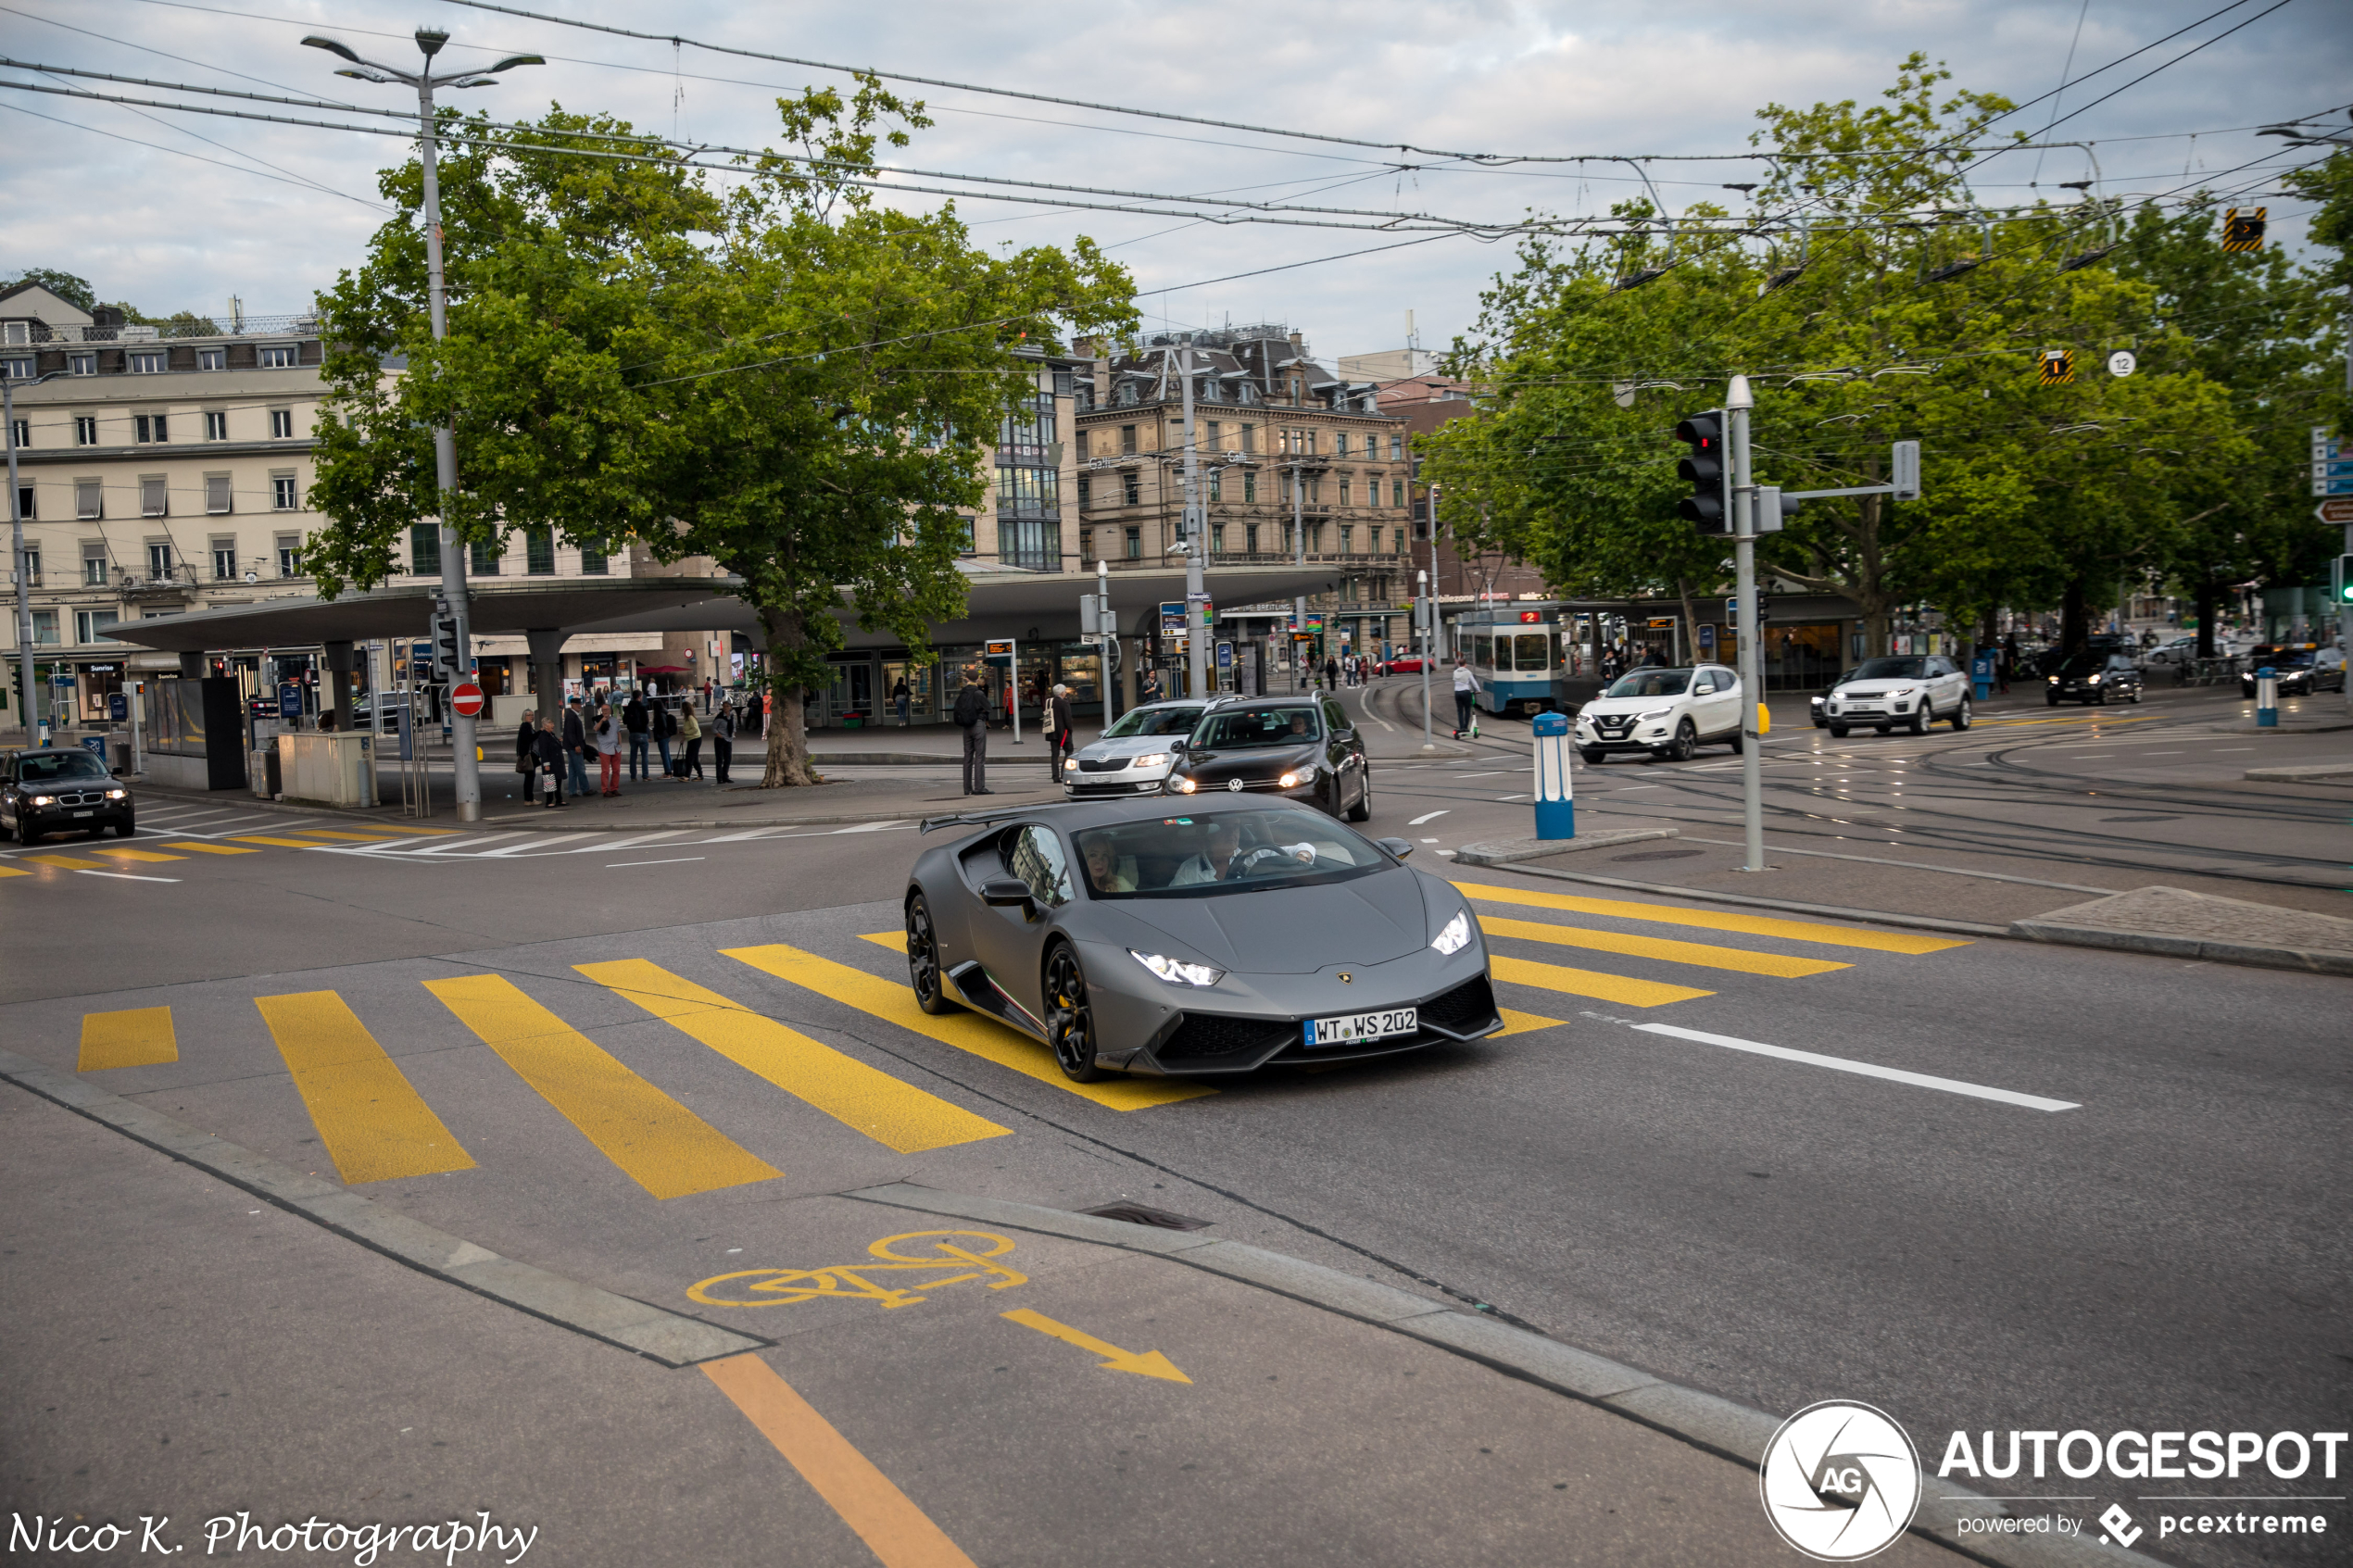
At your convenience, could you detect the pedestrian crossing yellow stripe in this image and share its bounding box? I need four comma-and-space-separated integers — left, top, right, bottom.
232, 835, 332, 848
575, 960, 1012, 1155
78, 1006, 176, 1071
163, 841, 260, 854
283, 829, 411, 842
1453, 881, 1969, 955
92, 847, 185, 863
424, 973, 780, 1199
0, 864, 30, 878
727, 941, 1213, 1110
1488, 954, 1713, 1008
1494, 1008, 1567, 1037
1478, 915, 1852, 977
255, 991, 476, 1185
25, 853, 107, 869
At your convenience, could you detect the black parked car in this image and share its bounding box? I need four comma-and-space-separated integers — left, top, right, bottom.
2, 747, 136, 842
1163, 696, 1373, 822
2046, 651, 2144, 706
2238, 646, 2346, 697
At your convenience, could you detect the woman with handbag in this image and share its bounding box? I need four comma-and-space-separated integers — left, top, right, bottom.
514, 709, 538, 803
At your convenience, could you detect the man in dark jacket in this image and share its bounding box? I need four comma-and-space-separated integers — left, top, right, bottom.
1046, 683, 1076, 779
515, 710, 538, 803
561, 698, 590, 798
1323, 656, 1340, 691
951, 671, 991, 795
532, 717, 567, 808
653, 699, 677, 778
623, 693, 650, 781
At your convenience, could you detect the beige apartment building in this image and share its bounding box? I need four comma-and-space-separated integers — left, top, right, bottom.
1072, 323, 1416, 667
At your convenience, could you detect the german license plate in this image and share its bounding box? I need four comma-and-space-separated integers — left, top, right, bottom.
72, 809, 94, 818
1304, 1007, 1416, 1047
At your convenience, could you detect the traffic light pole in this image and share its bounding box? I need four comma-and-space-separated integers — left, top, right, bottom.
1727, 375, 1766, 874
1177, 343, 1209, 701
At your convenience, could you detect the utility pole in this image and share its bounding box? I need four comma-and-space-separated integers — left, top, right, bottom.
304, 27, 541, 822
1176, 341, 1209, 701
1417, 567, 1435, 751
1290, 439, 1306, 692
1726, 376, 1765, 873
6, 368, 62, 744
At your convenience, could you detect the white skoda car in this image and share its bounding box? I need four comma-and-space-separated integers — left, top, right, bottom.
1061, 700, 1210, 797
1820, 655, 1972, 736
1574, 664, 1744, 762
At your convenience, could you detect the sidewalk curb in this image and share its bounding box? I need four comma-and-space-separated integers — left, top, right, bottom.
1454, 828, 1679, 866
845, 1183, 2157, 1568
1474, 863, 2011, 939
2243, 763, 2353, 783
2007, 919, 2353, 978
0, 1048, 765, 1370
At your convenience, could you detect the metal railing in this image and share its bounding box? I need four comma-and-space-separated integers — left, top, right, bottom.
2172, 654, 2244, 685
2, 314, 317, 345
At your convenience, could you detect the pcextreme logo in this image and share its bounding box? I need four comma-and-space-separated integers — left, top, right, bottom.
1760, 1400, 1924, 1562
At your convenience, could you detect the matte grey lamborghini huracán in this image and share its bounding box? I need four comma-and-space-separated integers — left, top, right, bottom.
901, 797, 1504, 1081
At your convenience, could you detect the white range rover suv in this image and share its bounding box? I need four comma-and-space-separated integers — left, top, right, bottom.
1820, 655, 1971, 737
1575, 663, 1743, 762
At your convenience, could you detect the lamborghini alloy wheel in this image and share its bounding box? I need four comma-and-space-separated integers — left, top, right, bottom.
1043, 943, 1105, 1083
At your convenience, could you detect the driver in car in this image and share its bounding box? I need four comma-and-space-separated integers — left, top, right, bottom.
1170, 819, 1245, 884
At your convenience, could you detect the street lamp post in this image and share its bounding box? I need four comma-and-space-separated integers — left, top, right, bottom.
6, 368, 63, 744
1416, 566, 1434, 752
302, 28, 541, 822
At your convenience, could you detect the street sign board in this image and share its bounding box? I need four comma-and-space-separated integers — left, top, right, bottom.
448, 681, 485, 718
2318, 497, 2353, 525
1159, 602, 1186, 634
108, 691, 128, 721
2107, 349, 2136, 378
1215, 641, 1233, 671
278, 682, 302, 720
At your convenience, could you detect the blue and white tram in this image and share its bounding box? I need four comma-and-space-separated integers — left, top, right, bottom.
1459, 608, 1569, 717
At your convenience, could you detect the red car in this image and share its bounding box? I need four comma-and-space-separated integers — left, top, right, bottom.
1385, 655, 1426, 674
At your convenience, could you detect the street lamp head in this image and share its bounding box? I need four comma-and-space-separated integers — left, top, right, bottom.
484, 54, 547, 73
335, 68, 396, 83
414, 28, 450, 58
301, 34, 362, 64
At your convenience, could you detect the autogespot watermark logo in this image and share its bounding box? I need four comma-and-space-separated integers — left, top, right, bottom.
1760, 1400, 1924, 1561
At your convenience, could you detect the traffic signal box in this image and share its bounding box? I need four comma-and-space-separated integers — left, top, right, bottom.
2037, 348, 2075, 386
2221, 207, 2267, 253
2334, 554, 2353, 607
1675, 410, 1730, 533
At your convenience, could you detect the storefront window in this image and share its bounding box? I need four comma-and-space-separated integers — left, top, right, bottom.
1056, 644, 1101, 708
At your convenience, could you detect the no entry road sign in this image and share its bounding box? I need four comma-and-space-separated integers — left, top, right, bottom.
448, 681, 485, 718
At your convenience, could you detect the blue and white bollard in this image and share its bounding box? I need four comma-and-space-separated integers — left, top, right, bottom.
2255, 666, 2277, 727
1532, 709, 1574, 839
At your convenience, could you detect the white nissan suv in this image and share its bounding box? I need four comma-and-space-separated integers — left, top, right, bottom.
1575, 664, 1743, 762
1820, 655, 1971, 737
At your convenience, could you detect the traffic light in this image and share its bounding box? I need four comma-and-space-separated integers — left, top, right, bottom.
2037, 348, 2075, 386
2221, 207, 2266, 253
1756, 595, 1773, 625
2334, 554, 2353, 606
1674, 410, 1730, 533
430, 609, 461, 680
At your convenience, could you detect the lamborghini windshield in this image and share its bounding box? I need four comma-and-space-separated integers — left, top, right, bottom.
1073, 808, 1386, 897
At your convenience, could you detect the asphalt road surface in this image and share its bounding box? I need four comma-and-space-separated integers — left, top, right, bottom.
4, 681, 2345, 1568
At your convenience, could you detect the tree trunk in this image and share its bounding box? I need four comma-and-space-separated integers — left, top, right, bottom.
2194, 577, 2218, 659
2061, 577, 2087, 653
1674, 576, 1700, 665
757, 605, 822, 788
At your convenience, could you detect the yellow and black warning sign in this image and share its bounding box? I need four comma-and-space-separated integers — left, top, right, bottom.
2221, 207, 2267, 253
2037, 348, 2076, 386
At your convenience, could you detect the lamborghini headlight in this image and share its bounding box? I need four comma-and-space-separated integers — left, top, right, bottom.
1130, 949, 1224, 987
1430, 909, 1473, 956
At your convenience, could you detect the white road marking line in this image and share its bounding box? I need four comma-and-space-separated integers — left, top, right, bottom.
75, 870, 182, 884
478, 834, 595, 857
1458, 771, 1505, 778
701, 826, 788, 842
1420, 836, 1441, 843
567, 830, 684, 853
2212, 746, 2254, 751
1408, 809, 1450, 825
1632, 1022, 2079, 1112
607, 856, 706, 868
411, 832, 518, 856
832, 820, 912, 834
1616, 784, 1659, 791
1497, 793, 1528, 801
2140, 750, 2183, 756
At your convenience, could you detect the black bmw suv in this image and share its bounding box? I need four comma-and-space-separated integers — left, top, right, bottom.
1163, 696, 1373, 822
2, 747, 136, 843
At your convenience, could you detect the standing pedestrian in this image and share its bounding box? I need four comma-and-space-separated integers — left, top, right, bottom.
623, 691, 650, 780
1323, 655, 1339, 691
1451, 659, 1480, 739
514, 709, 538, 803
653, 698, 677, 778
892, 673, 911, 727
533, 717, 566, 808
952, 669, 991, 795
595, 701, 623, 796
1046, 682, 1075, 779
712, 699, 736, 784
678, 700, 704, 779
562, 697, 591, 799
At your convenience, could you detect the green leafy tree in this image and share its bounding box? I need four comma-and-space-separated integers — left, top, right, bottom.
308, 81, 1134, 786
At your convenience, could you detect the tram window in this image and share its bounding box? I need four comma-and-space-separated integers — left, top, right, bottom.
1513, 633, 1550, 671
1471, 633, 1492, 668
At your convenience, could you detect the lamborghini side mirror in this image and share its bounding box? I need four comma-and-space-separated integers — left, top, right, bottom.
981, 878, 1034, 909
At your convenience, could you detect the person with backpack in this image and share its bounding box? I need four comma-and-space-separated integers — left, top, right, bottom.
678, 700, 704, 780
622, 692, 650, 781
952, 670, 991, 795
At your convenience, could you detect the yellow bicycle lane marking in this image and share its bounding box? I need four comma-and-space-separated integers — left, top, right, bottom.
689, 1231, 1028, 1311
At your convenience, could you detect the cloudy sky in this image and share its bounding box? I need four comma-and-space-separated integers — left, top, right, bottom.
4, 0, 2347, 362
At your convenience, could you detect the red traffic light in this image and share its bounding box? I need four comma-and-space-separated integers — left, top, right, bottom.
1675, 410, 1729, 531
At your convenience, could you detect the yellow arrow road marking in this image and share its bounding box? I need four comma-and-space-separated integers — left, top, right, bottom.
1000, 1308, 1191, 1383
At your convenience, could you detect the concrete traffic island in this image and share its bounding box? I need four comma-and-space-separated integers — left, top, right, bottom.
1453, 828, 1679, 867
2011, 885, 2353, 977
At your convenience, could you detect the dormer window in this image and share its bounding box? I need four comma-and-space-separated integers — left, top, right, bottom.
128, 351, 166, 374
197, 348, 226, 371
67, 353, 96, 377
258, 345, 297, 369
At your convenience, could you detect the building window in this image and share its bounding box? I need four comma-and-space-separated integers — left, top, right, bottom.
14, 487, 32, 525
1243, 471, 1256, 504
1390, 435, 1404, 459
1335, 433, 1350, 458
1241, 423, 1257, 452
1206, 420, 1222, 454
1119, 423, 1137, 455
526, 529, 555, 575
1308, 478, 1321, 505
469, 537, 501, 575
277, 536, 303, 577
1340, 480, 1351, 507
74, 416, 98, 445
76, 481, 101, 520
269, 409, 294, 439
1212, 523, 1226, 553
67, 353, 96, 377
1394, 528, 1406, 554
1, 357, 34, 381
1340, 526, 1353, 555
128, 351, 166, 375
1124, 526, 1141, 559
147, 542, 173, 577
141, 477, 167, 518
206, 474, 231, 514
83, 546, 108, 584
1283, 521, 1295, 556
1208, 470, 1222, 502
271, 473, 298, 510
1123, 472, 1140, 506
258, 345, 297, 369
135, 414, 168, 444
1076, 430, 1090, 460
995, 463, 1059, 518
1079, 529, 1095, 565
212, 541, 236, 581
997, 517, 1062, 571
1076, 473, 1092, 508
1392, 480, 1405, 508
19, 544, 38, 583
958, 516, 976, 555
78, 608, 121, 645
31, 609, 59, 646
204, 411, 228, 441
1245, 523, 1259, 554
579, 544, 607, 575
410, 525, 440, 576
197, 348, 226, 371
